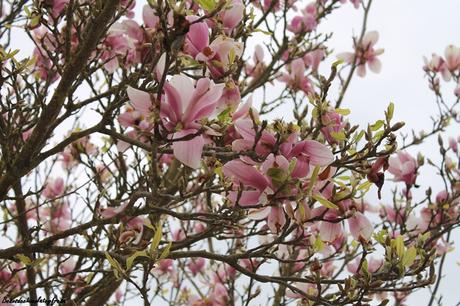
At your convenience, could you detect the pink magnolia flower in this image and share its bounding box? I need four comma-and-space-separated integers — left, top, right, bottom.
444, 45, 460, 71
219, 0, 244, 34
318, 214, 343, 243
279, 58, 313, 94
153, 259, 174, 275
42, 202, 71, 234
245, 45, 265, 79
320, 108, 344, 144
103, 20, 144, 72
380, 204, 405, 224
231, 118, 277, 156
303, 48, 326, 71
210, 283, 229, 306
42, 177, 65, 199
223, 158, 271, 206
449, 137, 459, 153
99, 202, 129, 219
340, 0, 360, 9
118, 86, 153, 130
187, 258, 206, 276
423, 53, 451, 81
338, 31, 384, 77
48, 0, 70, 18
162, 75, 224, 168
196, 36, 243, 78
59, 259, 76, 277
216, 80, 241, 111
172, 228, 186, 241
347, 211, 373, 241
119, 216, 145, 245
284, 139, 335, 178
388, 151, 418, 185
288, 3, 318, 34
184, 16, 209, 58
239, 258, 260, 272
214, 264, 236, 283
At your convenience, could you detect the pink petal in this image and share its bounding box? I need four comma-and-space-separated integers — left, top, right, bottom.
228, 190, 261, 206
248, 207, 272, 220
368, 58, 382, 73
143, 5, 159, 28
292, 140, 334, 166
127, 86, 151, 113
223, 159, 269, 191
172, 130, 204, 169
362, 31, 379, 48
348, 212, 373, 241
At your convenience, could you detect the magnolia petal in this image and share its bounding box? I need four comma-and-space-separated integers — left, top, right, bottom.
172, 130, 204, 169
127, 86, 151, 114
368, 58, 382, 73
348, 212, 373, 241
223, 159, 269, 190
228, 190, 261, 206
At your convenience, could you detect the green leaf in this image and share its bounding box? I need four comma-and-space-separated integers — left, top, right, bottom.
126, 250, 148, 270
393, 235, 405, 258
197, 0, 216, 11
332, 59, 344, 67
217, 107, 232, 123
16, 254, 32, 266
374, 229, 387, 245
150, 222, 163, 255
402, 246, 417, 267
266, 168, 287, 187
370, 120, 384, 131
307, 166, 320, 196
330, 131, 346, 141
314, 235, 324, 251
354, 130, 365, 142
335, 108, 351, 116
357, 180, 373, 192
105, 252, 124, 280
386, 102, 394, 121
312, 194, 338, 210
159, 241, 173, 260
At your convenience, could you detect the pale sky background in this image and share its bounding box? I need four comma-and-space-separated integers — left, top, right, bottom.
319, 1, 460, 305
3, 0, 460, 305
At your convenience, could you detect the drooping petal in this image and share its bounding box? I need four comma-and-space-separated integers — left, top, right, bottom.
319, 221, 342, 242
171, 130, 204, 169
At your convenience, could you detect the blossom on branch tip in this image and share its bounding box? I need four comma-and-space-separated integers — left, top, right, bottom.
338, 31, 384, 77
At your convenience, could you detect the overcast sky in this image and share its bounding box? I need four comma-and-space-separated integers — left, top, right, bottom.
321, 1, 460, 304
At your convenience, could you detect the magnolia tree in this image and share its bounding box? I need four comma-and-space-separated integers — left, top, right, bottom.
1, 0, 460, 305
